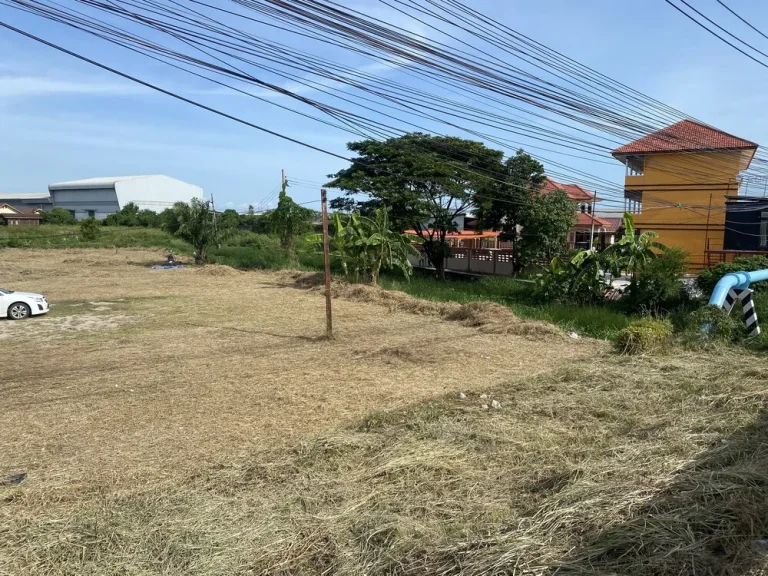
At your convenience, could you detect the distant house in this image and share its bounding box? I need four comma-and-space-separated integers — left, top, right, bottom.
541, 177, 612, 249
0, 193, 52, 212
0, 204, 43, 226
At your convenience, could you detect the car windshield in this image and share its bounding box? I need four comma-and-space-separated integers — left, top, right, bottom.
0, 288, 13, 294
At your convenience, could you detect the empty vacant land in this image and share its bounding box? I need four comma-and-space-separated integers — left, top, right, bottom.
1, 249, 767, 575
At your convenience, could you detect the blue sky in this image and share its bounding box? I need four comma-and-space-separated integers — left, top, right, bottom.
3, 0, 768, 211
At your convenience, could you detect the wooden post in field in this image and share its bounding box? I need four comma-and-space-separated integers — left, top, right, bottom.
321, 188, 333, 339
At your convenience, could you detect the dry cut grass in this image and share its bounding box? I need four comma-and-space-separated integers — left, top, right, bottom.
2, 250, 767, 575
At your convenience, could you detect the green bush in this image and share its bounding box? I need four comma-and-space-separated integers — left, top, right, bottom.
79, 217, 101, 241
614, 317, 673, 355
684, 305, 741, 342
41, 207, 76, 225
626, 248, 689, 313
697, 255, 768, 295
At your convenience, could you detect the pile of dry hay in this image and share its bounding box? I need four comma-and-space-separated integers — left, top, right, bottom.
279, 271, 563, 339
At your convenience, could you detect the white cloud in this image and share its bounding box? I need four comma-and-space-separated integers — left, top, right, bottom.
0, 75, 149, 98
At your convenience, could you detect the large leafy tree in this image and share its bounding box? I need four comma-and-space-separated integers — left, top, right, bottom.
474, 149, 549, 273
326, 133, 504, 280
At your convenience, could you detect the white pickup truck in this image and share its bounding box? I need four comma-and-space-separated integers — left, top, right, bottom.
0, 288, 49, 320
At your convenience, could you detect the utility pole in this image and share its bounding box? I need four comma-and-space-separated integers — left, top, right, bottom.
210, 192, 220, 248
281, 169, 287, 194
321, 188, 333, 339
589, 193, 596, 250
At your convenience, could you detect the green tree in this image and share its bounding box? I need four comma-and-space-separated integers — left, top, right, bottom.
474, 149, 547, 273
327, 133, 503, 280
172, 198, 232, 264
104, 202, 141, 226
240, 213, 272, 234
270, 179, 314, 265
136, 209, 160, 228
79, 217, 101, 241
160, 205, 182, 235
519, 189, 577, 264
220, 209, 241, 231
42, 207, 76, 225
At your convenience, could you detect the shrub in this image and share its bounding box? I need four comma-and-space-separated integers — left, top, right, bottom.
626, 248, 689, 314
614, 317, 673, 355
79, 217, 101, 241
684, 305, 741, 342
697, 255, 768, 295
42, 207, 76, 225
536, 250, 608, 305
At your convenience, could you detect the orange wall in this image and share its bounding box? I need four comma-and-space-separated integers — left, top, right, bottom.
624, 151, 742, 269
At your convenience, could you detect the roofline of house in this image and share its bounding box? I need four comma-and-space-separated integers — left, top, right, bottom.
611, 145, 757, 158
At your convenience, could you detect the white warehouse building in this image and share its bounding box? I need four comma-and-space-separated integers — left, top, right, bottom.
48, 175, 203, 220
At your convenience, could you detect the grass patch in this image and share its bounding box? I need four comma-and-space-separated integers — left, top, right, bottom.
382, 274, 634, 338
0, 225, 190, 251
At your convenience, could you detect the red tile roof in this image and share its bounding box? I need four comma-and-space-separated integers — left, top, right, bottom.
600, 217, 623, 233
541, 177, 596, 202
575, 212, 609, 228
612, 120, 757, 156
405, 229, 500, 239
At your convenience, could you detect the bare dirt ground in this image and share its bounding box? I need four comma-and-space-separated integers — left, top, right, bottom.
0, 249, 599, 499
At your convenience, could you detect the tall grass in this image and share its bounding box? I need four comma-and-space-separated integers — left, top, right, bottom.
0, 224, 190, 251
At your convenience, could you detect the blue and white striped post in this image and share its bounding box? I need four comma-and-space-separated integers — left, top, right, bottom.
708, 270, 768, 337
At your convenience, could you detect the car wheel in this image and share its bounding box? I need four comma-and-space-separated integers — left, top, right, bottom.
8, 302, 31, 320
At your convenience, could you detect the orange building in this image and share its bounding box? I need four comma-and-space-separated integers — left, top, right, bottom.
612, 120, 758, 270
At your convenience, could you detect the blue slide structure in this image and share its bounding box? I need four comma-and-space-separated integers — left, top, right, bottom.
708, 270, 768, 337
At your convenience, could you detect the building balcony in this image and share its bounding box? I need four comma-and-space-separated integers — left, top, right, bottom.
624, 190, 642, 214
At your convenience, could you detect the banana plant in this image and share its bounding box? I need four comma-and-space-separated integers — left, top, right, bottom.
307, 209, 421, 284
603, 212, 666, 277
355, 209, 422, 284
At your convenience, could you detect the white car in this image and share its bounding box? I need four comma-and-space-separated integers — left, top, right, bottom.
0, 288, 49, 320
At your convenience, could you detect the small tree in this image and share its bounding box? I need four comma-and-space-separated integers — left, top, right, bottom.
172, 198, 232, 264
79, 217, 101, 241
42, 207, 76, 225
270, 179, 314, 265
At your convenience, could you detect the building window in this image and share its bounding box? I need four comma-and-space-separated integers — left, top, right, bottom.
626, 156, 645, 176
87, 210, 96, 218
